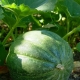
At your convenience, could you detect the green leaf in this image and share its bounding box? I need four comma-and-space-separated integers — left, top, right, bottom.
74, 0, 80, 5
56, 0, 80, 17
0, 42, 8, 65
4, 3, 38, 18
17, 16, 30, 28
0, 6, 4, 19
76, 42, 80, 52
54, 25, 66, 37
2, 3, 38, 28
0, 0, 58, 11
0, 0, 48, 8
0, 0, 9, 5
77, 25, 80, 31
36, 0, 57, 11
3, 11, 16, 27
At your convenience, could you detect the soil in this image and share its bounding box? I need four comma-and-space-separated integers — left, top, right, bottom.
0, 72, 11, 80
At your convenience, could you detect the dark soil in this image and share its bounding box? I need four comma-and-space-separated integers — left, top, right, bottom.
0, 72, 11, 80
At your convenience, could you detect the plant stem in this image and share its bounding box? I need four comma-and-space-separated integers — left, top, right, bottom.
63, 25, 80, 39
65, 18, 70, 41
67, 19, 70, 34
11, 33, 15, 40
31, 15, 41, 27
2, 19, 20, 45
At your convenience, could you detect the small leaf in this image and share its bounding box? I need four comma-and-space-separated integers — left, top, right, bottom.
76, 42, 80, 52
0, 42, 8, 65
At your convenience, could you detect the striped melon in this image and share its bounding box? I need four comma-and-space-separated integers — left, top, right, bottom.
6, 30, 73, 80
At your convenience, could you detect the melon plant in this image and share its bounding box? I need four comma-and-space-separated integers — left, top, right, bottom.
6, 30, 73, 80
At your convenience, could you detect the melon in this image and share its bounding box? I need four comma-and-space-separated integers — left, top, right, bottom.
6, 30, 73, 80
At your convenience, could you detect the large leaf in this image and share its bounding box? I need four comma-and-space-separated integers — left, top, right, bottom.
74, 0, 80, 5
0, 6, 4, 19
0, 0, 48, 8
0, 0, 9, 5
56, 0, 80, 17
36, 0, 57, 11
4, 3, 37, 18
76, 42, 80, 52
0, 0, 58, 11
2, 3, 38, 28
